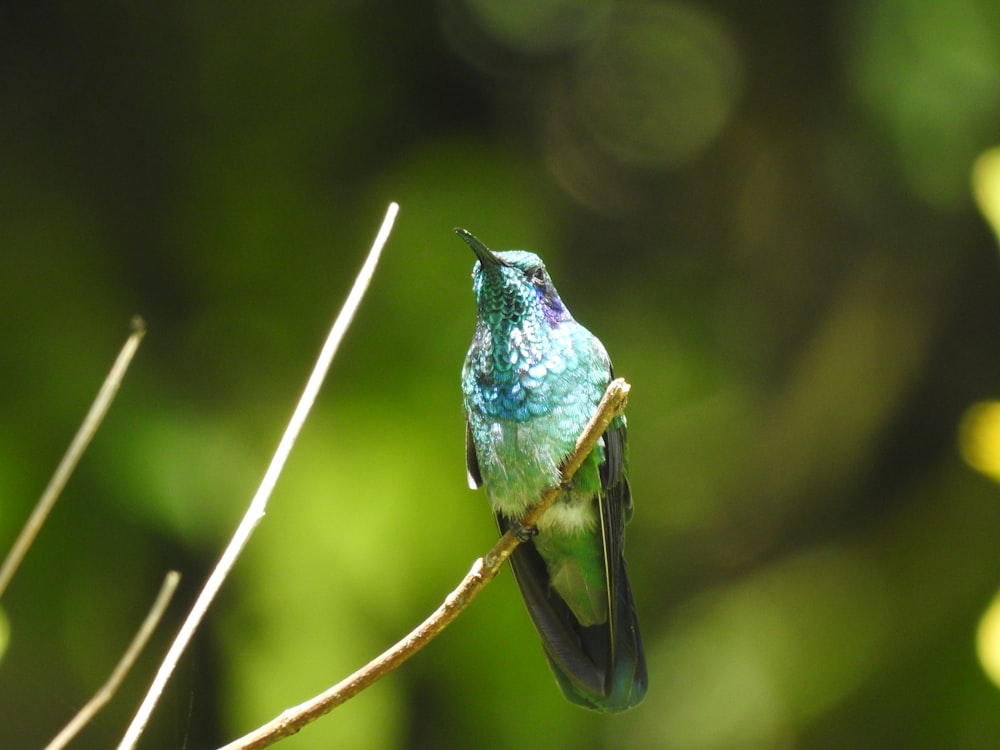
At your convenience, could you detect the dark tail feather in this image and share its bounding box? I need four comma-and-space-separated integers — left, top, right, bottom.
505, 537, 647, 712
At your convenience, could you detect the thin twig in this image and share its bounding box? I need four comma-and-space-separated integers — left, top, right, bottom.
45, 572, 181, 750
217, 378, 631, 750
117, 202, 399, 750
0, 317, 146, 601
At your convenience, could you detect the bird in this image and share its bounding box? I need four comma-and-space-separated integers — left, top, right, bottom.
458, 228, 646, 712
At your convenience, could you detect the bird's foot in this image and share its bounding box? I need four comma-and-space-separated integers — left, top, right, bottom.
509, 520, 538, 543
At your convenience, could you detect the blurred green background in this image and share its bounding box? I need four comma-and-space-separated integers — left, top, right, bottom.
3, 0, 1000, 747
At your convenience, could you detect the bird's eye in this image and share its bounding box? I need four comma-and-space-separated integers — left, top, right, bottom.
526, 266, 546, 286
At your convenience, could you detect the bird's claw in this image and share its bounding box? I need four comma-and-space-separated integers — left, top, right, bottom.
510, 520, 538, 542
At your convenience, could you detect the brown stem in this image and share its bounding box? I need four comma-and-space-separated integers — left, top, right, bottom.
218, 378, 631, 750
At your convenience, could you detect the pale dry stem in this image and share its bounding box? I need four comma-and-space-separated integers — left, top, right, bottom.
118, 202, 399, 750
0, 317, 146, 601
46, 572, 180, 750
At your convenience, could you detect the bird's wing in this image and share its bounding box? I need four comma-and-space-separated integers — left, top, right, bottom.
596, 420, 647, 707
465, 422, 483, 489
497, 514, 609, 697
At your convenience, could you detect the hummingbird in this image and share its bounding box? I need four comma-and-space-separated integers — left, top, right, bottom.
458, 228, 646, 712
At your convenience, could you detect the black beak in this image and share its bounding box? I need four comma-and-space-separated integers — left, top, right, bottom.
455, 228, 507, 267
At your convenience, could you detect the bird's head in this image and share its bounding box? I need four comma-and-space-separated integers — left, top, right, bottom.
456, 228, 572, 329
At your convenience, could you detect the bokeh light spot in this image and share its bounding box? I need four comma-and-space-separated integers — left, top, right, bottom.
972, 145, 1000, 244
571, 2, 742, 169
463, 0, 613, 54
977, 588, 1000, 689
0, 608, 8, 663
959, 401, 1000, 483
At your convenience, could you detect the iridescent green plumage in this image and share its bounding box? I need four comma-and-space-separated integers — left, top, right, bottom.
458, 228, 646, 712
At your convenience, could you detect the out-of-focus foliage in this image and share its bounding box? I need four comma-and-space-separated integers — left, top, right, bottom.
2, 1, 1000, 748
